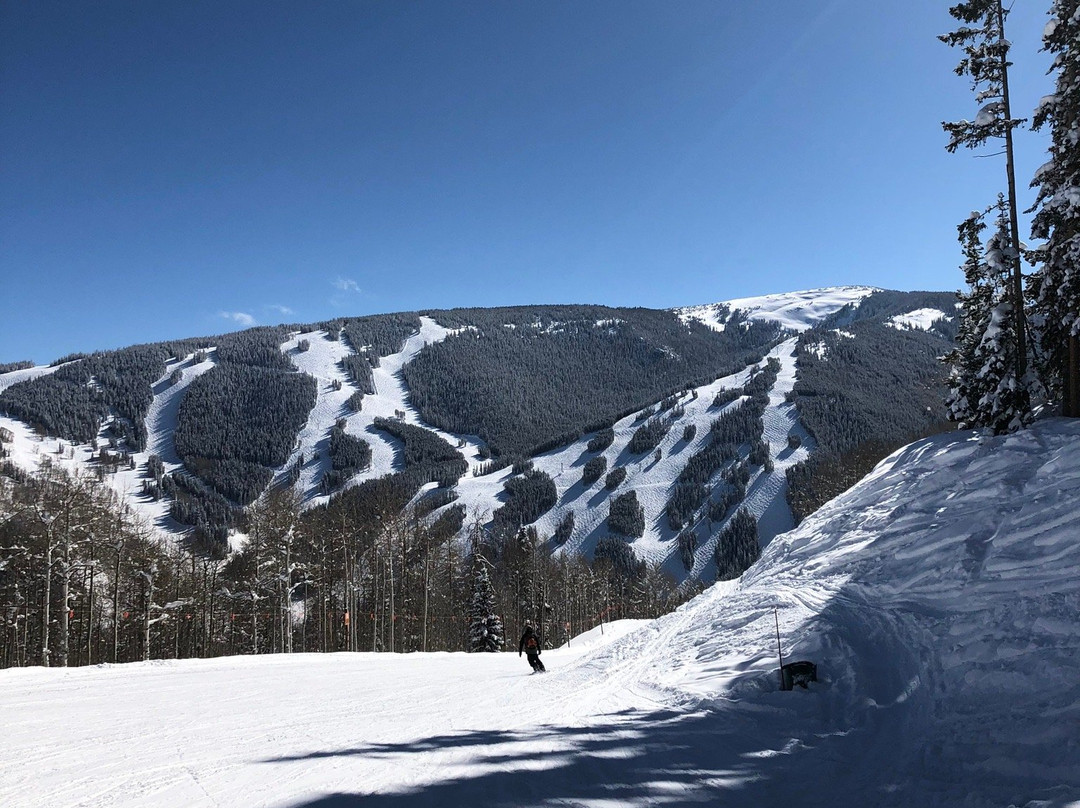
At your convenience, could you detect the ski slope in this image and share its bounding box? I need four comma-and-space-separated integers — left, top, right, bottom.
3, 419, 1078, 808
447, 336, 812, 580
273, 318, 490, 506
0, 350, 218, 535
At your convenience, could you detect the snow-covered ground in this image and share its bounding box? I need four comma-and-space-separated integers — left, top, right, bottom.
677, 285, 878, 333
3, 419, 1078, 808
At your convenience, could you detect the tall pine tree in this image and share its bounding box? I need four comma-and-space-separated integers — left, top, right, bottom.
940, 0, 1032, 412
467, 555, 504, 653
1029, 0, 1080, 417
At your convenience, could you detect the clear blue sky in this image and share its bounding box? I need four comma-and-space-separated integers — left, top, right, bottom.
0, 1, 1054, 364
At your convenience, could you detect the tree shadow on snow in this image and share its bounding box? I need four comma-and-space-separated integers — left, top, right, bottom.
278, 576, 1080, 808
275, 690, 913, 808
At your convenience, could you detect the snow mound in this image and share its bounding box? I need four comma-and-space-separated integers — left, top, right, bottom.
565, 417, 1080, 805
558, 618, 652, 650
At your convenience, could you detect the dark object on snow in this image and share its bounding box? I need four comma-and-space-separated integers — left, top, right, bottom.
780, 660, 818, 690
518, 625, 546, 673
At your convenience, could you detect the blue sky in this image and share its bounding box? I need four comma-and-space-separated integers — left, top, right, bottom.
0, 1, 1055, 364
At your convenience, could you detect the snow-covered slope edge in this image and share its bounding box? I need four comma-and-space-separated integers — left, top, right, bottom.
561, 417, 1080, 806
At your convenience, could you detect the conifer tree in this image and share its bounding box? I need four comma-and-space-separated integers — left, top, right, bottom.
940, 0, 1030, 398
945, 198, 1033, 433
1029, 0, 1080, 416
467, 555, 503, 652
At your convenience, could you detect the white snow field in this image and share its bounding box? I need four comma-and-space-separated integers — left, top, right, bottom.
887, 307, 952, 331
0, 363, 60, 394
677, 285, 878, 333
3, 419, 1079, 808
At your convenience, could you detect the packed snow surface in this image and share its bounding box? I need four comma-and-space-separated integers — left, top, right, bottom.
3, 419, 1079, 807
0, 363, 60, 394
677, 285, 878, 333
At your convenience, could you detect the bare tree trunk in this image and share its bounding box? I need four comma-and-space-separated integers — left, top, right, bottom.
995, 0, 1028, 384
173, 556, 182, 659
112, 542, 122, 663
250, 585, 259, 655
422, 554, 430, 653
205, 561, 215, 658
40, 540, 52, 667
85, 554, 95, 666
284, 535, 293, 654
141, 571, 153, 662
371, 544, 379, 652
388, 530, 395, 654
342, 523, 352, 652
57, 533, 70, 668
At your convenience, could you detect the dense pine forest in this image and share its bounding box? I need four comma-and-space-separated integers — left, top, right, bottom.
405, 305, 782, 457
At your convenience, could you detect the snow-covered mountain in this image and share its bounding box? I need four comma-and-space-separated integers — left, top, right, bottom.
0, 287, 956, 582
3, 418, 1075, 808
676, 284, 879, 332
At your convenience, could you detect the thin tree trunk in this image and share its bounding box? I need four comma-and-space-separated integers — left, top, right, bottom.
142, 572, 153, 662
85, 554, 95, 666
388, 531, 395, 654
251, 586, 258, 654
57, 526, 70, 668
371, 544, 379, 652
41, 540, 52, 667
173, 557, 182, 659
422, 555, 429, 653
996, 0, 1028, 383
284, 536, 293, 654
112, 543, 122, 663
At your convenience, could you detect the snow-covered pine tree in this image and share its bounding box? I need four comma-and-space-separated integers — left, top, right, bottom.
468, 554, 504, 652
944, 198, 1034, 433
945, 209, 992, 426
940, 0, 1030, 395
1029, 0, 1080, 416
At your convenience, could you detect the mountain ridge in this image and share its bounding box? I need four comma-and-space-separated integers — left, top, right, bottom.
0, 286, 957, 583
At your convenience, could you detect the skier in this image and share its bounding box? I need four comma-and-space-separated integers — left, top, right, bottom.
518, 624, 546, 673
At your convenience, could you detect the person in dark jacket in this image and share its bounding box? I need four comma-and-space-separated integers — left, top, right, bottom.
518, 624, 546, 673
